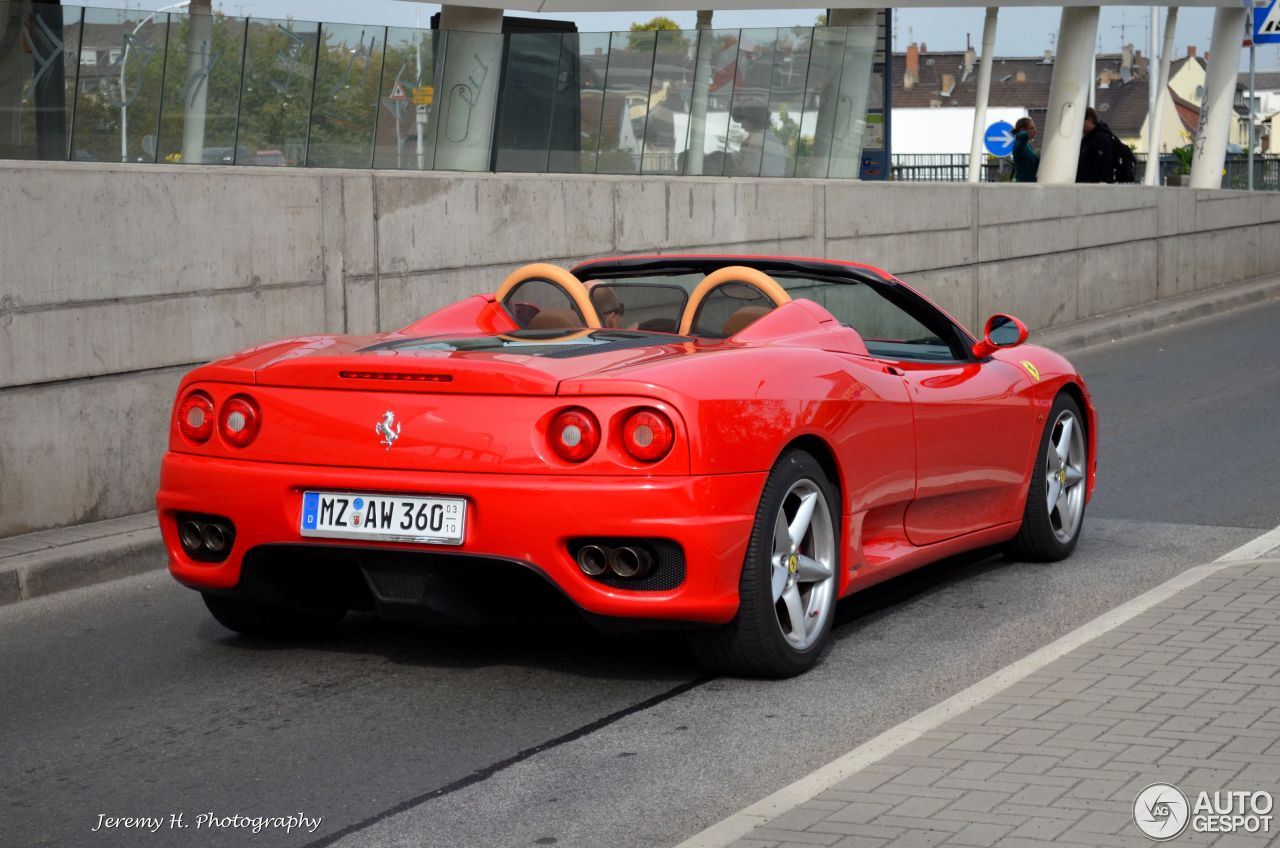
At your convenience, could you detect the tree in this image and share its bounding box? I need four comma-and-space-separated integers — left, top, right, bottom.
629, 16, 690, 54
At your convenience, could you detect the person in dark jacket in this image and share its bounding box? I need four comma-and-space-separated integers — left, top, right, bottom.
1011, 116, 1039, 182
1077, 107, 1117, 183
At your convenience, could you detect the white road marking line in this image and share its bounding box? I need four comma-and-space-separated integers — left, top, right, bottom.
673, 522, 1280, 848
1214, 523, 1280, 562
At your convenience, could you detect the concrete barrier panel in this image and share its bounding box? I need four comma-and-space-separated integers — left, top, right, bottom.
1077, 240, 1159, 317
0, 368, 185, 537
0, 163, 326, 308
1189, 226, 1259, 289
614, 180, 817, 251
978, 251, 1079, 331
829, 228, 975, 276
825, 183, 975, 240
374, 173, 615, 275
896, 266, 979, 331
1, 285, 327, 388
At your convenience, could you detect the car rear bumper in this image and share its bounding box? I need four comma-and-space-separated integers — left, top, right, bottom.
156, 453, 765, 624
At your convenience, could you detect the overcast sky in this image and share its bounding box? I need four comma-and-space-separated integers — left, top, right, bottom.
91, 2, 1280, 70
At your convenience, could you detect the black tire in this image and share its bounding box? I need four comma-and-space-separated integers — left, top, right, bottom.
201, 592, 345, 639
1007, 392, 1088, 562
688, 449, 840, 678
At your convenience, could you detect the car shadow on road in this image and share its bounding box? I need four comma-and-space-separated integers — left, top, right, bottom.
196, 545, 1033, 681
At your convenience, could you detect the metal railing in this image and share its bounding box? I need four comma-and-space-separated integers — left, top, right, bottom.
893, 151, 1280, 189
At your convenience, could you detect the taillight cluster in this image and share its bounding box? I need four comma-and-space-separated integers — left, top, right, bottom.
176, 390, 262, 448
548, 407, 675, 464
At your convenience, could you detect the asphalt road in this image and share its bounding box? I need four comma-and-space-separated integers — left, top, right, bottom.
3, 298, 1279, 848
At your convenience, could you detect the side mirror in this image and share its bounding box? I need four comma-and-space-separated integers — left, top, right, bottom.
971, 314, 1028, 359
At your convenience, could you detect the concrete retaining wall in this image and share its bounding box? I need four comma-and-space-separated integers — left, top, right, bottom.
3, 160, 1278, 536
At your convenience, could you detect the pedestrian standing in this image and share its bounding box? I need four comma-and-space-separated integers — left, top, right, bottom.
1011, 117, 1039, 182
1077, 107, 1118, 183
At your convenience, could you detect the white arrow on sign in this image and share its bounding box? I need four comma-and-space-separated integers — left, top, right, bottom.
987, 129, 1014, 146
1257, 0, 1280, 43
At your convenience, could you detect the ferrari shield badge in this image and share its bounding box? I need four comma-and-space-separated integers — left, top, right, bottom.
1020, 361, 1041, 381
375, 411, 401, 449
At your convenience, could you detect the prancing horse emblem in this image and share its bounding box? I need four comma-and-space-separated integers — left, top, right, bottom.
375, 411, 401, 450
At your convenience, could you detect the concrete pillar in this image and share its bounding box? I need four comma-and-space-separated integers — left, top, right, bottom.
1144, 7, 1178, 186
967, 7, 999, 183
683, 9, 713, 175
432, 5, 504, 172
181, 0, 213, 165
824, 8, 878, 179
1190, 6, 1246, 189
1039, 6, 1100, 185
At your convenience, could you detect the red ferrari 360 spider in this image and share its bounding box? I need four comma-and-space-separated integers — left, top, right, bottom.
157, 255, 1096, 677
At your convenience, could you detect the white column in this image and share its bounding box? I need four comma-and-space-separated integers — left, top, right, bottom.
1144, 7, 1179, 185
826, 8, 879, 179
181, 0, 213, 165
1039, 6, 1101, 185
684, 9, 713, 175
432, 5, 504, 172
968, 7, 999, 183
1190, 6, 1246, 188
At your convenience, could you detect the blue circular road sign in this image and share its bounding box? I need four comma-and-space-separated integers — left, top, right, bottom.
985, 120, 1015, 157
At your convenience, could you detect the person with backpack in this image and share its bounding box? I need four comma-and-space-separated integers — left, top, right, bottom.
1077, 107, 1137, 183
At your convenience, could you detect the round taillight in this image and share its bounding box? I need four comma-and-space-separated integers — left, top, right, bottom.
549, 408, 600, 462
218, 395, 261, 447
177, 391, 215, 444
621, 408, 675, 462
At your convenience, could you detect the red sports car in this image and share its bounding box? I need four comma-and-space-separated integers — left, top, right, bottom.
157, 256, 1096, 677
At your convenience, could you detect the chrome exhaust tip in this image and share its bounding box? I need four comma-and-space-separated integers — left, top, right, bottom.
202, 523, 229, 554
179, 520, 204, 553
609, 546, 653, 579
577, 544, 610, 576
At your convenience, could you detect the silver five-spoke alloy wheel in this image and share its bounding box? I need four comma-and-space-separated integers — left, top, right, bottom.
770, 479, 836, 650
1045, 409, 1086, 543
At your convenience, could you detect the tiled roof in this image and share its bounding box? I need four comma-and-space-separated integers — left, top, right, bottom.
1239, 71, 1280, 92
1094, 79, 1155, 137
892, 51, 1055, 109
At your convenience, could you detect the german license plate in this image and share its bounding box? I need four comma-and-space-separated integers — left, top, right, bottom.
300, 491, 466, 545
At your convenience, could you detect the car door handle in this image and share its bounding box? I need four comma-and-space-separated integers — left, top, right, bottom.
883, 365, 905, 376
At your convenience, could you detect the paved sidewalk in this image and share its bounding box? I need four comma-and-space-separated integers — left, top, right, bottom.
715, 559, 1280, 848
0, 512, 161, 605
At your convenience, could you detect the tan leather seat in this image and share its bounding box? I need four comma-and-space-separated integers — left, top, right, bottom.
723, 305, 772, 337
528, 308, 581, 330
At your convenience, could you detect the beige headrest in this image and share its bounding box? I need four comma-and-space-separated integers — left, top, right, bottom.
723, 305, 773, 337
529, 308, 581, 330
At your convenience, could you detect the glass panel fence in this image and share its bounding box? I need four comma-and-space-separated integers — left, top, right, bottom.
1, 7, 885, 180
549, 30, 610, 174
71, 6, 166, 163
373, 26, 439, 170
307, 23, 385, 168
1, 4, 81, 161
156, 11, 247, 165
236, 17, 318, 166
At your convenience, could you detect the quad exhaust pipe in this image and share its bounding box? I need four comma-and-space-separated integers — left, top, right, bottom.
576, 543, 654, 579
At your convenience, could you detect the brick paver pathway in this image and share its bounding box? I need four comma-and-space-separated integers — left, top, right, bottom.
728, 560, 1280, 848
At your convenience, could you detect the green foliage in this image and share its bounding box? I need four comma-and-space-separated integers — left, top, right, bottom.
1172, 143, 1194, 176
629, 16, 689, 54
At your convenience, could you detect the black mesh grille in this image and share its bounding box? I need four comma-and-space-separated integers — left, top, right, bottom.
364, 566, 431, 603
540, 336, 693, 359
567, 539, 686, 591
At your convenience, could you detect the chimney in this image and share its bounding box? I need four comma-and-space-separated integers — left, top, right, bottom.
963, 45, 976, 81
905, 42, 919, 90
921, 42, 928, 53
1043, 49, 1054, 64
1187, 45, 1196, 58
1121, 44, 1133, 69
